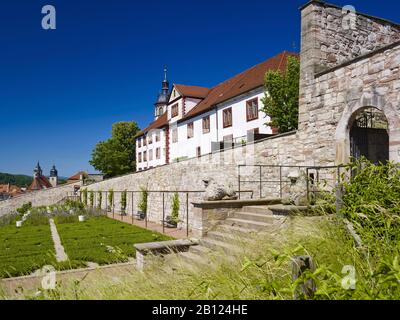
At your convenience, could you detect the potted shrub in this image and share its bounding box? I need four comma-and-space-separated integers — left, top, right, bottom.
121, 190, 127, 216
166, 192, 180, 228
137, 186, 148, 220
108, 189, 114, 212
81, 189, 88, 207
89, 191, 94, 208
97, 190, 103, 210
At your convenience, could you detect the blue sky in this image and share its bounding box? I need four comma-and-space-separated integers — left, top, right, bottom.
0, 0, 398, 177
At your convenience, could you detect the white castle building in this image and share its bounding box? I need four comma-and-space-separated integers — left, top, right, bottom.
136, 51, 296, 171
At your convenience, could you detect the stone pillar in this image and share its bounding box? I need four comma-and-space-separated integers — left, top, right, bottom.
299, 1, 323, 132
191, 201, 243, 238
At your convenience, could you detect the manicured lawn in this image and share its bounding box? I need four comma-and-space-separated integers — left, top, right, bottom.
0, 211, 174, 279
0, 224, 56, 278
56, 216, 173, 265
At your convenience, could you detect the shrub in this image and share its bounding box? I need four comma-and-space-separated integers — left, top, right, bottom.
97, 191, 103, 210
64, 199, 84, 211
121, 190, 127, 214
89, 191, 94, 208
108, 189, 114, 211
81, 189, 88, 206
16, 202, 32, 215
171, 192, 180, 224
138, 186, 148, 214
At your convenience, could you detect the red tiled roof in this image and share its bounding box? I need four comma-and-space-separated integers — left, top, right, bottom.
68, 171, 88, 181
136, 112, 168, 137
0, 184, 23, 196
181, 51, 298, 122
28, 176, 52, 191
174, 84, 210, 99
137, 51, 298, 136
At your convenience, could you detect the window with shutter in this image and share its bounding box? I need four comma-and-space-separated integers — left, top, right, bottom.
223, 108, 232, 128
246, 98, 259, 121
202, 116, 210, 133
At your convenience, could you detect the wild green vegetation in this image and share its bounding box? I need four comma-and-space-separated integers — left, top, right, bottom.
262, 56, 300, 133
0, 172, 32, 187
90, 121, 141, 177
56, 216, 172, 265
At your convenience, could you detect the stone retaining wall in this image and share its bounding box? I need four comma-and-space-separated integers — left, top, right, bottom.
0, 183, 79, 217
0, 133, 307, 226
79, 132, 308, 231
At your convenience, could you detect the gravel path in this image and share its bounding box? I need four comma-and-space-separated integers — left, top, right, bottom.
49, 219, 68, 262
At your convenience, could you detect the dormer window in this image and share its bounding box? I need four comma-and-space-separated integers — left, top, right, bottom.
171, 104, 179, 118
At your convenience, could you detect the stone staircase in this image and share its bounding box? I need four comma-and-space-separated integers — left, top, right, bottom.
169, 205, 286, 270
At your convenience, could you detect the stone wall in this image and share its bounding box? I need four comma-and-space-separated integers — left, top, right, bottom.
0, 132, 305, 227
300, 1, 400, 165
300, 1, 400, 75
0, 183, 79, 217
304, 44, 400, 164
79, 132, 307, 231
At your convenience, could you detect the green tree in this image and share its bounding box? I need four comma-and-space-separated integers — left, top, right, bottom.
261, 56, 300, 133
89, 122, 140, 178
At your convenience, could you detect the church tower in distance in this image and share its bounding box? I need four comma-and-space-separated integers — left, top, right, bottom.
49, 165, 58, 188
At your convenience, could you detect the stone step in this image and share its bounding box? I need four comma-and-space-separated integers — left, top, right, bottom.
223, 218, 272, 231
200, 238, 241, 254
206, 230, 240, 242
241, 206, 273, 215
216, 224, 257, 236
234, 211, 276, 223
206, 231, 259, 248
189, 244, 214, 256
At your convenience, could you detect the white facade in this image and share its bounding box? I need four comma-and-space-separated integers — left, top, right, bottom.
136, 86, 272, 171
136, 128, 166, 171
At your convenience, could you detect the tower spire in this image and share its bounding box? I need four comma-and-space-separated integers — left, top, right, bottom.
161, 65, 169, 96
154, 65, 171, 119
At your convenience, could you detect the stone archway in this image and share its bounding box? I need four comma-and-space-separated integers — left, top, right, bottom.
335, 93, 400, 165
349, 107, 389, 164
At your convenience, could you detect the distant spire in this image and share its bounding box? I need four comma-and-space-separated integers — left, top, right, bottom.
161, 65, 169, 95
34, 161, 42, 178
154, 65, 171, 110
